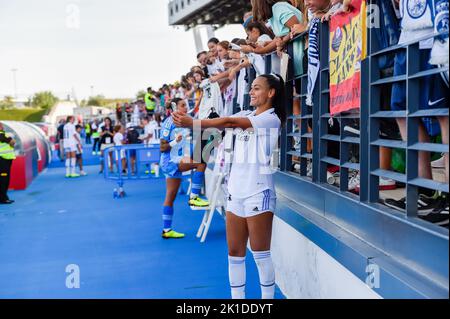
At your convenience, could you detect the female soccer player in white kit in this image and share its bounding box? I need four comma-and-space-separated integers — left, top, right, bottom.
173, 74, 285, 299
63, 116, 82, 178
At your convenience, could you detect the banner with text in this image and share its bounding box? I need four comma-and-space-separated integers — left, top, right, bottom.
329, 0, 366, 115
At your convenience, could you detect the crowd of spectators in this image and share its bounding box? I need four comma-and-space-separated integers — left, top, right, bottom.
55, 0, 448, 226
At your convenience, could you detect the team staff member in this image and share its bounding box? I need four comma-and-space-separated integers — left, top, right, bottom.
173, 74, 285, 299
0, 122, 16, 204
84, 122, 92, 145
144, 87, 156, 115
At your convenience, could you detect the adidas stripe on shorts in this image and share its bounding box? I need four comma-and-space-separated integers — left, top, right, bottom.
226, 189, 276, 218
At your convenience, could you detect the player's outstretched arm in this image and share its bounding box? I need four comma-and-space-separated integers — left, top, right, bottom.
172, 111, 252, 131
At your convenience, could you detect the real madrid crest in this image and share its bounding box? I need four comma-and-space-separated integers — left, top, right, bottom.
331, 26, 343, 52
236, 129, 254, 142
407, 0, 428, 19
435, 0, 449, 33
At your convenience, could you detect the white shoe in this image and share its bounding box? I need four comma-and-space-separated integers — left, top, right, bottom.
80, 171, 87, 176
327, 171, 336, 185
293, 163, 313, 177
379, 176, 396, 190
431, 156, 446, 169
344, 125, 360, 136
348, 172, 360, 191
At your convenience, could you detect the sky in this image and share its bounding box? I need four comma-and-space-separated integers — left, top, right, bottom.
0, 0, 245, 100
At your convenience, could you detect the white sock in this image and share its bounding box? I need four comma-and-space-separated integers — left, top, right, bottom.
65, 158, 70, 175
71, 158, 76, 175
253, 250, 275, 299
228, 255, 246, 299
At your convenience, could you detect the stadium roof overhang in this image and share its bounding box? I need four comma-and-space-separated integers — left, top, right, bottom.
168, 0, 252, 29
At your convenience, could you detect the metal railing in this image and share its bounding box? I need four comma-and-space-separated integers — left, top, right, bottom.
280, 20, 449, 218
270, 13, 449, 296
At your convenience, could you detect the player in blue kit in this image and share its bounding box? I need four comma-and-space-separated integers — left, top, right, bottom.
159, 98, 209, 239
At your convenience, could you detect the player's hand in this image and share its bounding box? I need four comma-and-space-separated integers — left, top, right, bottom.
176, 133, 183, 142
160, 139, 170, 152
172, 111, 193, 128
275, 37, 286, 57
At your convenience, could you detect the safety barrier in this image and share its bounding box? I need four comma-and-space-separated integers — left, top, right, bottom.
103, 144, 161, 197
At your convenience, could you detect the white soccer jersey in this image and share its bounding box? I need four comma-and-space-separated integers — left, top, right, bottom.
248, 53, 266, 76
227, 108, 281, 198
398, 0, 434, 47
198, 80, 224, 119
144, 122, 159, 144
237, 68, 247, 111
113, 132, 124, 146
63, 123, 77, 147
147, 121, 160, 144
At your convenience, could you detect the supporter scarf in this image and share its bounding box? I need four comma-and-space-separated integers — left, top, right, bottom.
306, 18, 320, 106
400, 0, 434, 30
430, 0, 449, 66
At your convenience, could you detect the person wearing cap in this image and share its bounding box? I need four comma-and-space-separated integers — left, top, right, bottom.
0, 122, 16, 204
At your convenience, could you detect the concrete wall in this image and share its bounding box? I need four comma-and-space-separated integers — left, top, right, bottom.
271, 216, 381, 299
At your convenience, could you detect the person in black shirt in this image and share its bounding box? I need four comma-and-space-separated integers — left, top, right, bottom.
0, 122, 16, 204
56, 119, 66, 161
125, 124, 142, 174
99, 117, 114, 174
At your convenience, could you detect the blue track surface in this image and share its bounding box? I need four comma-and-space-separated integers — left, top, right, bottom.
0, 147, 283, 299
